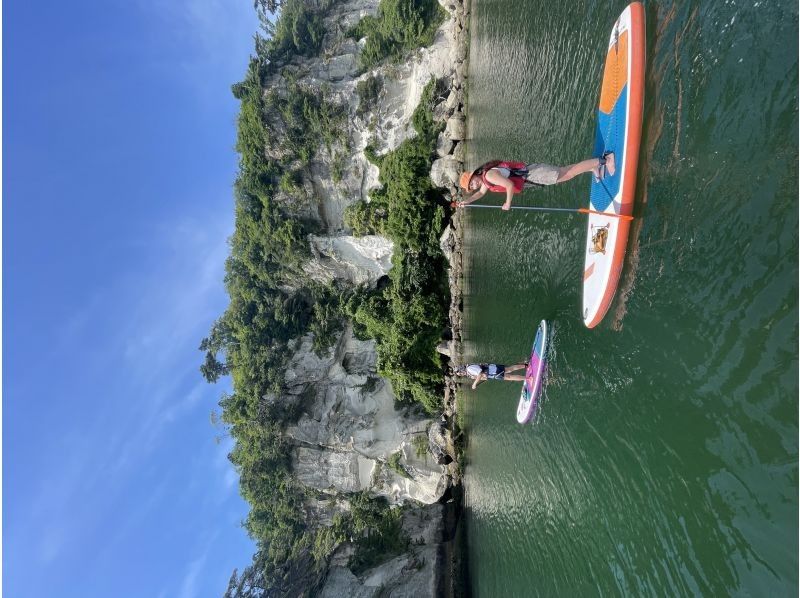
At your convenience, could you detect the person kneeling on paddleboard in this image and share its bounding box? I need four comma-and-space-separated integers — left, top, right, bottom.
455, 362, 528, 389
457, 154, 615, 211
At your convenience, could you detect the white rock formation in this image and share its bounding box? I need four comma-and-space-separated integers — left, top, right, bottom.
285, 325, 448, 505
263, 0, 464, 237
250, 0, 471, 591
319, 504, 449, 597
304, 234, 393, 287
430, 156, 462, 189
263, 0, 470, 515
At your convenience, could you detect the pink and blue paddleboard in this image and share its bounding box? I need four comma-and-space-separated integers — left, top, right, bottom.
516, 320, 548, 424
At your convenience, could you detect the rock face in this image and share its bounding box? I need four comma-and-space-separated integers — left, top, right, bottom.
305, 235, 394, 287
431, 155, 462, 189
260, 0, 469, 593
285, 325, 448, 505
265, 0, 469, 239
320, 503, 453, 597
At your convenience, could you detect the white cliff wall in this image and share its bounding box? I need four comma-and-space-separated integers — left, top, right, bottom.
266, 0, 467, 506
261, 0, 469, 592
285, 324, 449, 504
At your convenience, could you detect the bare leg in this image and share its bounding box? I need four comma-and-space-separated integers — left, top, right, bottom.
504, 363, 528, 374
556, 154, 615, 183
503, 374, 527, 382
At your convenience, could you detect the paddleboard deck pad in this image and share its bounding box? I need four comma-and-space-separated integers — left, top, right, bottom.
517, 320, 548, 424
583, 2, 645, 328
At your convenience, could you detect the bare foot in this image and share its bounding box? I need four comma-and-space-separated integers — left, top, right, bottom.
604, 152, 616, 177
593, 152, 616, 182
502, 201, 512, 211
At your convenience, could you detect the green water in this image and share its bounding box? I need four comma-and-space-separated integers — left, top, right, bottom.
461, 1, 798, 595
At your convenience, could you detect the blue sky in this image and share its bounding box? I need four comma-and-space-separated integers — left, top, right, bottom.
5, 1, 262, 595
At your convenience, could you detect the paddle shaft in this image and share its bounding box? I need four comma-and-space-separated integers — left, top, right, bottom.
460, 203, 634, 221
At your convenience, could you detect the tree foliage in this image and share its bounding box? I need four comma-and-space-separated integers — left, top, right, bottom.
349, 0, 446, 69
356, 75, 383, 117
204, 31, 352, 589
346, 78, 449, 412
254, 0, 281, 14
205, 3, 450, 595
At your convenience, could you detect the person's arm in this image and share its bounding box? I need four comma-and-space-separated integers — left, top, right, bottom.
458, 185, 488, 207
472, 372, 486, 389
483, 170, 515, 210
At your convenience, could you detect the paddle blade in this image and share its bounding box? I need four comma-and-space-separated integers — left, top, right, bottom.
578, 208, 634, 221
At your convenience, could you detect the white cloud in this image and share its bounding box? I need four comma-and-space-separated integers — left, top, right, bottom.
40, 528, 66, 565
213, 435, 241, 498
21, 208, 236, 569
138, 0, 260, 90
178, 536, 219, 598
178, 553, 206, 598
106, 214, 234, 463
223, 467, 239, 491
214, 436, 237, 470
7, 3, 256, 591
101, 478, 171, 556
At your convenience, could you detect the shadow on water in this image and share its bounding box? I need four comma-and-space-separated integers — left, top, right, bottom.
463, 0, 798, 596
611, 1, 675, 330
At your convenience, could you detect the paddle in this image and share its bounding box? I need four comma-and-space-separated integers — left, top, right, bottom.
453, 202, 634, 221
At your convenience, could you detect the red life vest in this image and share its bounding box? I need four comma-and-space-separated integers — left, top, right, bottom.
478, 161, 528, 194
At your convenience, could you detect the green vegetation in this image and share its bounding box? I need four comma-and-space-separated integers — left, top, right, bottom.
330, 151, 346, 184
345, 78, 449, 413
253, 0, 327, 68
343, 196, 386, 236
363, 142, 382, 167
294, 493, 410, 579
386, 451, 411, 479
349, 0, 447, 69
225, 493, 409, 597
411, 433, 429, 459
347, 494, 409, 575
356, 74, 383, 117
263, 76, 348, 164
207, 21, 353, 591
209, 2, 450, 595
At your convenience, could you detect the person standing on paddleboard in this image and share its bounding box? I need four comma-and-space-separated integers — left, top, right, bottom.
457, 153, 615, 211
455, 362, 528, 389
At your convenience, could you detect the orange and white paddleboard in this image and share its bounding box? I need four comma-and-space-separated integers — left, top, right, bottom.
582, 2, 645, 328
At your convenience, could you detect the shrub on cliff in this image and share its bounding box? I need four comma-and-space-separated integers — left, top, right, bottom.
263, 78, 348, 164
210, 2, 450, 591
343, 198, 387, 236
349, 0, 446, 69
347, 494, 409, 575
260, 0, 326, 65
346, 78, 449, 413
356, 74, 383, 117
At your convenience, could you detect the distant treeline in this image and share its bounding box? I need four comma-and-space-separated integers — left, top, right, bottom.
202, 0, 448, 596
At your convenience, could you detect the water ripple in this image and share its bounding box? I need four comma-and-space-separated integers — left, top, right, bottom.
462, 0, 798, 595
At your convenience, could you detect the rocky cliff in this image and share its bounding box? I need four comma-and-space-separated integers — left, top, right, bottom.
254, 0, 469, 593
284, 324, 451, 505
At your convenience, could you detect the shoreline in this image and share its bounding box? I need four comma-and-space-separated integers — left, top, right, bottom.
216, 0, 477, 593
430, 0, 471, 594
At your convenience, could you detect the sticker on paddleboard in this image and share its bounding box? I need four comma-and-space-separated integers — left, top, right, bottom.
582, 2, 645, 328
516, 320, 548, 424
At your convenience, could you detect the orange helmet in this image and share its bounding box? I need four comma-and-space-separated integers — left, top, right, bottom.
459, 171, 475, 190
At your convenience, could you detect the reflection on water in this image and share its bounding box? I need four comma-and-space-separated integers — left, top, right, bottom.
462, 0, 798, 595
